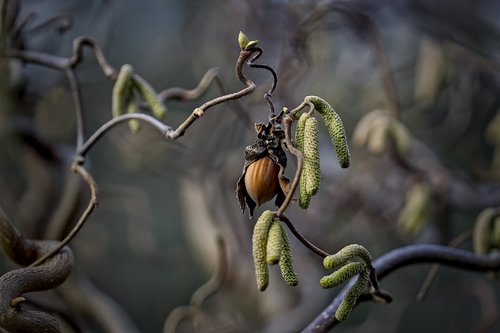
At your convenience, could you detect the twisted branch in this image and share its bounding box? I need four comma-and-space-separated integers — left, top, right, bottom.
0, 208, 74, 333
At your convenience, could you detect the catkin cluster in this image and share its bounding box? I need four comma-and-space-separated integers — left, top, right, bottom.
294, 96, 351, 209
252, 210, 298, 291
352, 109, 412, 159
112, 64, 166, 132
397, 181, 431, 235
305, 96, 351, 168
320, 244, 373, 321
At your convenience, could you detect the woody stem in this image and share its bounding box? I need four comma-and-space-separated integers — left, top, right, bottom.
276, 114, 303, 217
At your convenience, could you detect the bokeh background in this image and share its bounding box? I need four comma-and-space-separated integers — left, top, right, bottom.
1, 0, 500, 332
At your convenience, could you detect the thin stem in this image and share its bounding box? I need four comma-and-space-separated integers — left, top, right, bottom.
247, 46, 278, 115
29, 164, 98, 267
155, 68, 222, 103
163, 236, 227, 333
69, 36, 116, 78
190, 235, 228, 307
6, 36, 117, 79
23, 14, 72, 35
287, 100, 314, 119
279, 214, 330, 258
65, 68, 84, 149
416, 229, 473, 301
367, 22, 399, 119
276, 114, 303, 217
76, 113, 173, 160
302, 244, 500, 333
148, 67, 253, 129
247, 47, 277, 95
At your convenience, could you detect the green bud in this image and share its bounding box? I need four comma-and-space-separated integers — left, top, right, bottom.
279, 224, 298, 286
266, 221, 283, 265
303, 116, 321, 196
335, 268, 370, 321
238, 31, 259, 50
112, 64, 134, 118
320, 262, 365, 289
305, 96, 351, 168
238, 31, 249, 50
252, 210, 275, 291
132, 74, 166, 120
246, 40, 259, 49
323, 244, 372, 270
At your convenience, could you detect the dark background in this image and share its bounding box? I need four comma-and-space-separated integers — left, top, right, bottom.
1, 0, 500, 332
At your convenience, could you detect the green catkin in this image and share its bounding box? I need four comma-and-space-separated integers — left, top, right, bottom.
252, 210, 275, 291
279, 224, 298, 286
305, 96, 351, 168
473, 208, 496, 255
295, 113, 307, 152
126, 95, 141, 133
296, 113, 312, 209
320, 262, 365, 289
266, 221, 283, 265
303, 117, 321, 196
398, 182, 430, 235
493, 216, 500, 249
112, 64, 134, 118
352, 109, 385, 148
367, 116, 390, 155
388, 120, 412, 158
335, 268, 370, 321
323, 244, 372, 270
132, 74, 167, 120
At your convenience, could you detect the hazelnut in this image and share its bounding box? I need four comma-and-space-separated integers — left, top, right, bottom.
244, 156, 280, 205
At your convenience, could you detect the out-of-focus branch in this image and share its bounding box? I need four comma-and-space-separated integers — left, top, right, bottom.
0, 207, 74, 333
29, 164, 98, 267
58, 275, 141, 333
163, 235, 228, 333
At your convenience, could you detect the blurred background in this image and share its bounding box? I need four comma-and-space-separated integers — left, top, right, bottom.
1, 0, 500, 332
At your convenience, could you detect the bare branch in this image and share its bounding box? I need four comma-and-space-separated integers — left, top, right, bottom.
29, 164, 98, 267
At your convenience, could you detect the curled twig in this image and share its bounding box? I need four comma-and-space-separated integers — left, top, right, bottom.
247, 46, 278, 114
166, 48, 257, 139
163, 235, 228, 333
29, 164, 98, 267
